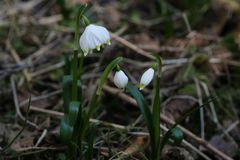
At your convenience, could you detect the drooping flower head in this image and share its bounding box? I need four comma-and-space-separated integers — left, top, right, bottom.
80, 24, 111, 56
139, 68, 154, 90
113, 70, 128, 89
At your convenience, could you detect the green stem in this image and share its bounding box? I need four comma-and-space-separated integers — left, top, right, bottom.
78, 51, 85, 77
72, 4, 87, 101
152, 56, 162, 160
74, 4, 87, 51
72, 50, 78, 101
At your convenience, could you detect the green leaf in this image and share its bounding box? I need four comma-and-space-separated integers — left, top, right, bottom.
126, 83, 155, 152
68, 101, 81, 126
151, 55, 162, 160
60, 116, 73, 144
64, 54, 71, 75
86, 124, 96, 160
60, 101, 81, 145
63, 75, 72, 113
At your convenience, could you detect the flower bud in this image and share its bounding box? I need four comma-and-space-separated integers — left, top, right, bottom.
113, 70, 128, 89
139, 68, 154, 90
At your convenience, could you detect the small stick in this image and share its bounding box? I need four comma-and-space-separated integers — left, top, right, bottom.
31, 62, 64, 78
15, 146, 65, 152
35, 129, 47, 147
194, 78, 205, 139
6, 40, 31, 82
20, 89, 62, 107
111, 34, 154, 59
182, 12, 191, 33
11, 76, 39, 129
200, 82, 219, 124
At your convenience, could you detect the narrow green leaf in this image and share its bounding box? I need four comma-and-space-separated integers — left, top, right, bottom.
60, 116, 73, 144
60, 101, 81, 145
126, 83, 155, 150
63, 75, 72, 113
64, 53, 71, 75
86, 124, 96, 160
68, 101, 81, 126
72, 50, 79, 101
151, 55, 162, 160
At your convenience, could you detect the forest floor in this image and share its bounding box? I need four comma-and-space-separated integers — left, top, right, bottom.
1, 0, 240, 159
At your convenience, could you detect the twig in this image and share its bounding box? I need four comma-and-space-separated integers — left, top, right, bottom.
20, 89, 62, 107
111, 34, 154, 59
194, 78, 205, 139
182, 12, 191, 33
35, 129, 47, 147
31, 62, 64, 78
200, 82, 219, 124
6, 40, 31, 82
225, 120, 239, 134
15, 146, 66, 152
29, 105, 63, 117
10, 76, 39, 129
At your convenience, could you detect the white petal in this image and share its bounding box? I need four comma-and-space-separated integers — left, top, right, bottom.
79, 24, 110, 56
113, 70, 128, 89
140, 68, 154, 90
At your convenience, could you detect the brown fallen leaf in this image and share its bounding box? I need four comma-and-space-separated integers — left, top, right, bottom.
122, 136, 148, 156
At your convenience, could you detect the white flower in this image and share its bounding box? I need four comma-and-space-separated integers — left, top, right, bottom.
113, 70, 128, 89
139, 68, 154, 90
79, 24, 111, 56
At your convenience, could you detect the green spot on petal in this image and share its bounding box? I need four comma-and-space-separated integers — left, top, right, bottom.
139, 83, 145, 90
96, 45, 100, 51
106, 39, 111, 45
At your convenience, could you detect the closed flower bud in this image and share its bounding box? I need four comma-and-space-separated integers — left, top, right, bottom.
139, 68, 154, 90
113, 70, 128, 89
79, 24, 110, 56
